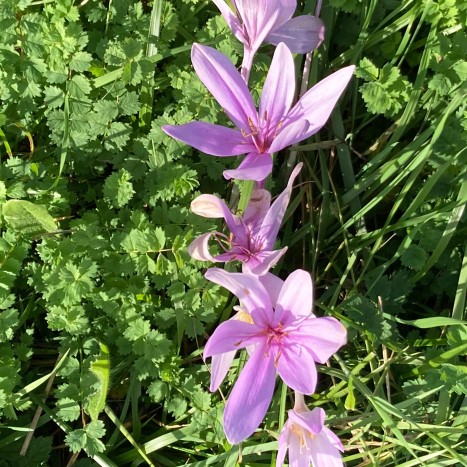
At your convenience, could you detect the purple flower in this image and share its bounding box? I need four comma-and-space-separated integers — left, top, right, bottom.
162, 43, 355, 182
189, 163, 302, 275
278, 394, 344, 467
203, 268, 347, 444
212, 0, 325, 80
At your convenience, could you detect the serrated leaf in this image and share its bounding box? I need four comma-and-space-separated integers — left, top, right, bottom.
69, 51, 93, 72
401, 244, 428, 270
68, 75, 92, 99
56, 397, 81, 422
3, 200, 57, 236
103, 169, 134, 208
43, 85, 65, 108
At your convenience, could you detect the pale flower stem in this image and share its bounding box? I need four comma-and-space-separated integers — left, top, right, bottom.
293, 391, 308, 412
287, 0, 323, 175
241, 47, 254, 84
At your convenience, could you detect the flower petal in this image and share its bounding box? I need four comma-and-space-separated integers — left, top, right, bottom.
203, 319, 259, 358
275, 269, 313, 323
212, 0, 246, 44
286, 65, 355, 140
191, 44, 257, 131
259, 43, 295, 130
269, 118, 309, 153
223, 152, 273, 181
162, 121, 251, 156
266, 15, 325, 53
188, 233, 218, 262
205, 268, 273, 320
223, 342, 276, 444
289, 406, 325, 435
258, 272, 284, 307
288, 428, 311, 467
191, 194, 247, 242
242, 248, 287, 276
310, 430, 344, 467
276, 343, 318, 394
294, 316, 347, 363
243, 188, 271, 227
256, 162, 302, 251
210, 350, 237, 392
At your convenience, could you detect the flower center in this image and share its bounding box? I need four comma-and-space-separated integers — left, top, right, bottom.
290, 423, 314, 450
241, 112, 283, 154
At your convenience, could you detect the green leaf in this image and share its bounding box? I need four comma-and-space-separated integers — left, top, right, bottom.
69, 51, 93, 72
2, 200, 57, 236
401, 244, 428, 270
87, 342, 110, 421
103, 169, 135, 208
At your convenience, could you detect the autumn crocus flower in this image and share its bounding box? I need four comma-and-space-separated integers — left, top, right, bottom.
212, 0, 325, 81
162, 43, 355, 182
277, 393, 344, 467
189, 163, 302, 275
203, 268, 347, 444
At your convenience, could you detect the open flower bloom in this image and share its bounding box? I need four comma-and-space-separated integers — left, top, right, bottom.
189, 163, 302, 275
209, 273, 284, 392
212, 0, 325, 80
162, 43, 355, 182
203, 268, 347, 444
277, 394, 344, 467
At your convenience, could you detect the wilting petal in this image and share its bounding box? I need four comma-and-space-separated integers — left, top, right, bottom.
294, 317, 347, 363
259, 43, 295, 129
223, 152, 273, 181
310, 430, 344, 467
191, 44, 257, 132
266, 15, 325, 53
203, 319, 259, 358
212, 0, 245, 43
242, 248, 287, 276
256, 162, 302, 251
289, 406, 325, 435
205, 268, 273, 319
188, 233, 219, 262
223, 343, 276, 444
287, 65, 355, 140
258, 272, 284, 307
162, 122, 251, 156
276, 343, 318, 394
210, 350, 237, 392
275, 269, 313, 323
269, 119, 309, 153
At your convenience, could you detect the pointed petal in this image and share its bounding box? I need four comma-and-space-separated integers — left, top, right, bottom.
162, 122, 251, 156
266, 15, 325, 53
289, 406, 325, 435
205, 268, 273, 320
203, 319, 259, 358
212, 0, 246, 44
188, 233, 218, 262
276, 344, 318, 394
258, 272, 284, 307
259, 43, 295, 129
257, 163, 302, 250
242, 248, 287, 275
210, 350, 237, 392
223, 343, 276, 444
310, 431, 344, 467
294, 316, 347, 363
269, 119, 309, 153
275, 269, 313, 322
322, 426, 345, 452
286, 65, 355, 139
223, 152, 273, 181
191, 44, 257, 131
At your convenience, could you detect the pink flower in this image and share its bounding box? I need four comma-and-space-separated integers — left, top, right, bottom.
278, 394, 344, 467
162, 43, 355, 182
212, 0, 325, 80
203, 268, 347, 444
189, 163, 302, 275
